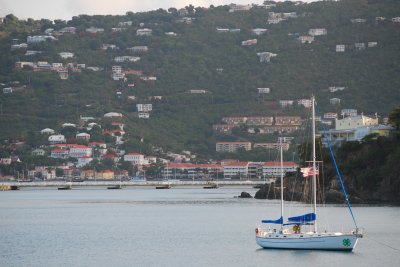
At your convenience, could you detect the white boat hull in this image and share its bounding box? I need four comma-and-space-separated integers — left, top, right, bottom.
256, 233, 358, 251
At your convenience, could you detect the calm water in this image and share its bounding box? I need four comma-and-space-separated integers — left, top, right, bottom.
1, 187, 399, 267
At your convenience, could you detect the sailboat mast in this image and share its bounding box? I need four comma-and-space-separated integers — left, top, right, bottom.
311, 96, 317, 233
280, 142, 284, 230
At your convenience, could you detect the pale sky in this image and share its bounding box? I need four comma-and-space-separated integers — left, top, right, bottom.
0, 0, 319, 20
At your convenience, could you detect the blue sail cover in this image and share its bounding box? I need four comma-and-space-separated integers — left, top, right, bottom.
288, 213, 316, 223
262, 216, 283, 224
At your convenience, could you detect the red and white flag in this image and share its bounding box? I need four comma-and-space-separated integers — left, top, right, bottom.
300, 166, 319, 177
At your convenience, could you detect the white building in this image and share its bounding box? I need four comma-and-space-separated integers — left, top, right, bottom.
104, 112, 123, 118
27, 35, 56, 43
41, 128, 55, 135
50, 148, 69, 158
112, 72, 126, 81
330, 98, 341, 105
262, 161, 298, 177
136, 104, 153, 112
77, 156, 93, 167
138, 112, 150, 119
216, 142, 251, 152
258, 88, 270, 94
252, 28, 267, 35
335, 115, 378, 131
229, 4, 251, 12
308, 28, 327, 36
136, 28, 152, 36
124, 153, 145, 165
48, 135, 66, 144
112, 65, 122, 73
114, 56, 140, 62
279, 100, 294, 107
336, 45, 345, 52
69, 145, 92, 158
76, 133, 91, 141
59, 52, 74, 59
257, 52, 277, 63
298, 35, 314, 44
341, 109, 358, 117
223, 162, 249, 179
127, 46, 148, 53
355, 43, 366, 50
254, 142, 290, 151
324, 112, 338, 119
102, 44, 118, 50
297, 99, 312, 108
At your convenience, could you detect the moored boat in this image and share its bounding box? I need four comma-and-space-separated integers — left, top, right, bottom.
255, 96, 363, 251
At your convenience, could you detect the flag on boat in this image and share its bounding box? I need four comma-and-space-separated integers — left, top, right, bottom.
300, 165, 319, 177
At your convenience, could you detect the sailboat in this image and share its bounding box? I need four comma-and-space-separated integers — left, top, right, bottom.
255, 96, 363, 251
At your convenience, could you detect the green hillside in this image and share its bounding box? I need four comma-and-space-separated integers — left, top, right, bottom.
1, 0, 400, 157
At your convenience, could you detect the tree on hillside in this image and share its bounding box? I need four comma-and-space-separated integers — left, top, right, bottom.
388, 107, 400, 130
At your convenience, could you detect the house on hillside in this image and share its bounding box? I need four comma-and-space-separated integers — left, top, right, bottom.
336, 45, 345, 52
216, 142, 251, 152
308, 28, 327, 36
136, 28, 152, 36
48, 135, 66, 144
298, 35, 314, 44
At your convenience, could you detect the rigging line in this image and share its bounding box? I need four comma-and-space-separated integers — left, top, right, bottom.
315, 104, 358, 229
365, 236, 400, 251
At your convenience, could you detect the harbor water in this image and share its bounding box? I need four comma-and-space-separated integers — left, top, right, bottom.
1, 187, 399, 267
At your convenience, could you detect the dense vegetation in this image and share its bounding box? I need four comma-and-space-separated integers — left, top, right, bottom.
0, 0, 400, 159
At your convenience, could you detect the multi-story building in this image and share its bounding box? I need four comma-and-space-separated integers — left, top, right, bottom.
258, 88, 270, 94
340, 109, 358, 117
260, 125, 299, 134
257, 52, 277, 63
297, 99, 312, 108
298, 35, 314, 44
254, 142, 290, 151
223, 162, 249, 179
124, 153, 145, 165
222, 117, 246, 125
48, 135, 66, 144
335, 115, 378, 131
252, 28, 267, 35
136, 28, 152, 36
279, 100, 294, 107
112, 65, 122, 73
324, 112, 338, 119
27, 35, 56, 43
136, 104, 153, 112
50, 148, 69, 158
216, 142, 252, 152
336, 45, 345, 52
275, 116, 302, 126
127, 46, 148, 53
262, 161, 298, 177
246, 116, 274, 125
58, 52, 74, 59
308, 28, 327, 36
330, 98, 341, 105
69, 145, 92, 158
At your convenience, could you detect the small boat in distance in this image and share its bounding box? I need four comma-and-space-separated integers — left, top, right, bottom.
107, 184, 122, 190
156, 184, 171, 189
203, 183, 218, 189
255, 96, 363, 251
58, 185, 72, 190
